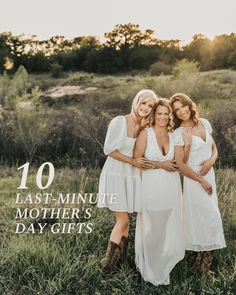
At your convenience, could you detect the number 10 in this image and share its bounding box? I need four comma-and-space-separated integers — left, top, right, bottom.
17, 162, 55, 189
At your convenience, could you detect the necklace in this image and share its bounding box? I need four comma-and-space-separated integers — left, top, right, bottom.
181, 122, 195, 128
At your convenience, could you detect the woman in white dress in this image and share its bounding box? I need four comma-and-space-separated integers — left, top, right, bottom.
134, 99, 185, 286
97, 89, 158, 271
170, 93, 226, 272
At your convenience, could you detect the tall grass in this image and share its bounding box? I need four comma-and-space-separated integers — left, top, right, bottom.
0, 167, 235, 294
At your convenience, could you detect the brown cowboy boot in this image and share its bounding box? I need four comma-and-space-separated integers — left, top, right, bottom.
118, 236, 129, 265
100, 240, 122, 272
193, 252, 202, 271
200, 251, 214, 272
193, 251, 213, 272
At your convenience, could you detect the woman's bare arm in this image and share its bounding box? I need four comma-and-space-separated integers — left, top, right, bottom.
134, 130, 177, 171
108, 130, 153, 169
199, 137, 218, 176
175, 146, 213, 195
133, 129, 147, 158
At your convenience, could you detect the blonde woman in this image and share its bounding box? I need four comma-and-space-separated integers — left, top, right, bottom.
170, 93, 226, 272
134, 99, 185, 286
97, 89, 158, 271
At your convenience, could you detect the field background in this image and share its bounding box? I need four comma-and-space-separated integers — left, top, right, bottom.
0, 66, 235, 294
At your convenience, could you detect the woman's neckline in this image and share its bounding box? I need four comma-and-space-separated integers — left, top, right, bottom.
151, 127, 170, 157
180, 118, 207, 143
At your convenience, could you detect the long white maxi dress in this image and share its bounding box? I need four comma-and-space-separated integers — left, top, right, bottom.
97, 115, 141, 213
173, 118, 226, 251
135, 128, 185, 286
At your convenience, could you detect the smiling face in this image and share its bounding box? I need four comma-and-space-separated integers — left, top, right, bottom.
131, 89, 158, 119
154, 105, 170, 127
137, 97, 156, 117
172, 100, 191, 121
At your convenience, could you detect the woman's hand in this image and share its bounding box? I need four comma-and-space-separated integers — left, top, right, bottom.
199, 178, 213, 195
182, 128, 192, 146
159, 160, 178, 172
131, 157, 155, 170
199, 159, 214, 176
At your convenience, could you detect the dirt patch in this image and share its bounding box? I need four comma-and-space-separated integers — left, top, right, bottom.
43, 86, 97, 98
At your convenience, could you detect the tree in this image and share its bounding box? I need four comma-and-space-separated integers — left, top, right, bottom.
211, 34, 236, 69
91, 47, 122, 73
104, 23, 157, 50
0, 33, 15, 72
184, 34, 212, 70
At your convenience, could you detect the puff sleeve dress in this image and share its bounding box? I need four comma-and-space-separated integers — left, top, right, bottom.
173, 118, 226, 251
97, 116, 141, 213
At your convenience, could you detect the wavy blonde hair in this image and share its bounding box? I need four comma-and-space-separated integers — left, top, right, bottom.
169, 93, 199, 129
131, 89, 158, 118
149, 98, 174, 132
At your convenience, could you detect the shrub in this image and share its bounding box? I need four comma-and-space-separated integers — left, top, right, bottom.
12, 65, 29, 96
149, 61, 173, 76
172, 59, 199, 78
50, 63, 63, 78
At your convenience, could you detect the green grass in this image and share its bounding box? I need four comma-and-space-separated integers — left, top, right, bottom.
0, 167, 235, 295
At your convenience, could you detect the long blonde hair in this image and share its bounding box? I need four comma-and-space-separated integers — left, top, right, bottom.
131, 89, 158, 118
169, 93, 199, 129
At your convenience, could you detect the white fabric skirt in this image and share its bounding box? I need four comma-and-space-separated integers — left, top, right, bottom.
97, 156, 141, 213
135, 169, 185, 286
183, 167, 226, 251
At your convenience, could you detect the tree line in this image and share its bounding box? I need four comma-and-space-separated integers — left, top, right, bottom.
0, 23, 236, 74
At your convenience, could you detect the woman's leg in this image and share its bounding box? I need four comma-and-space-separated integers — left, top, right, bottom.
110, 212, 130, 243
100, 212, 130, 271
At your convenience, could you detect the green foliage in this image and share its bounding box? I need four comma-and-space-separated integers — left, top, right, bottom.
1, 31, 236, 74
25, 52, 51, 73
149, 61, 173, 76
50, 63, 63, 78
0, 70, 236, 167
0, 71, 11, 105
183, 34, 212, 71
13, 104, 51, 161
211, 34, 236, 69
12, 65, 29, 95
0, 66, 30, 108
104, 23, 157, 49
228, 50, 236, 69
0, 167, 235, 294
172, 59, 200, 78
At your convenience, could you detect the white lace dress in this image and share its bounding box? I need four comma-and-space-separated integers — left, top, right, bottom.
173, 118, 226, 251
97, 116, 141, 213
135, 128, 185, 286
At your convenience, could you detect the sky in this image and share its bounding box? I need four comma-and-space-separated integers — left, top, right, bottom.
1, 0, 236, 43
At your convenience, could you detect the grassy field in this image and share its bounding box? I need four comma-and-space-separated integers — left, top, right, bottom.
1, 68, 236, 167
0, 68, 235, 294
0, 166, 235, 295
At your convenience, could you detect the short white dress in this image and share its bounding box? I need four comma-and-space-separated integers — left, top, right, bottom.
97, 116, 141, 213
135, 128, 185, 286
173, 118, 226, 251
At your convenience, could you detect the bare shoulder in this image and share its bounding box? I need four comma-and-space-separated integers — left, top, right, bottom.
137, 128, 148, 140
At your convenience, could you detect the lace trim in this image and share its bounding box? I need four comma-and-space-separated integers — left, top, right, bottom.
186, 243, 226, 251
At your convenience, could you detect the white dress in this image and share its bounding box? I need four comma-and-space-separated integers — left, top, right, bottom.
97, 116, 141, 213
173, 118, 226, 251
135, 128, 185, 286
